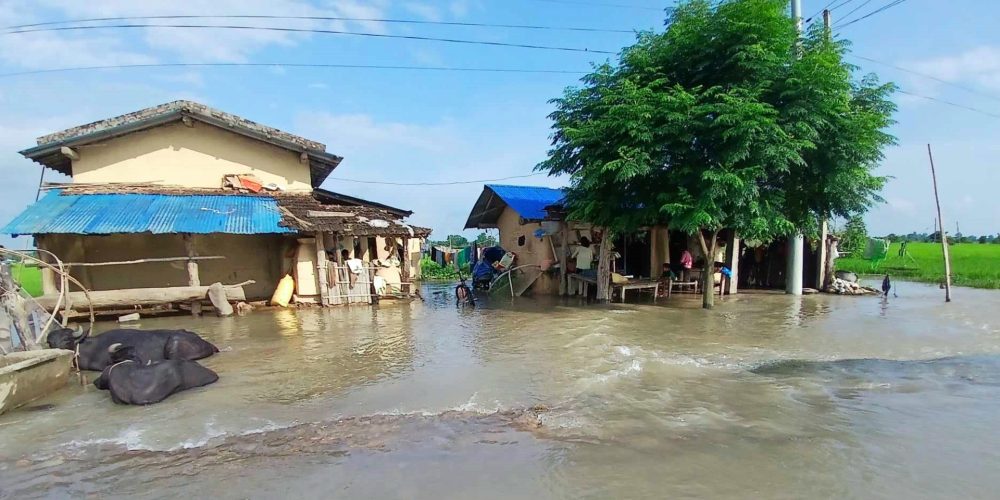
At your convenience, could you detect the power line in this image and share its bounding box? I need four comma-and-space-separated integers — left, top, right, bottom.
525, 0, 664, 10
327, 173, 547, 186
0, 62, 590, 78
837, 0, 910, 29
835, 0, 874, 25
897, 89, 1000, 120
3, 14, 634, 34
851, 54, 1000, 103
805, 0, 851, 24
4, 24, 617, 55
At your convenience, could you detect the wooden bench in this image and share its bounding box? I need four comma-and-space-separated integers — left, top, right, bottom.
568, 274, 596, 297
616, 280, 660, 303
666, 279, 699, 297
568, 274, 659, 303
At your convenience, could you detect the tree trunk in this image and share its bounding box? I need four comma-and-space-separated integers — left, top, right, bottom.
596, 231, 613, 302
697, 230, 719, 309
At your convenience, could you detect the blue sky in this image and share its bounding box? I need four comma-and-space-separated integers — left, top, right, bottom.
0, 0, 998, 248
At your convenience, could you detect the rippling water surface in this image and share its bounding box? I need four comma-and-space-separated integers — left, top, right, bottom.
2, 282, 1000, 499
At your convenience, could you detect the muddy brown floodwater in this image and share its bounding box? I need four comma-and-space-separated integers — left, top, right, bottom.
2, 281, 1000, 499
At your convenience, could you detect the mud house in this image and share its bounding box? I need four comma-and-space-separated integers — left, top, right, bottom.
1, 101, 429, 313
466, 184, 834, 298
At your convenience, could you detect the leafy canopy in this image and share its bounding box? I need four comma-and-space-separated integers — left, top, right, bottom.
538, 0, 896, 243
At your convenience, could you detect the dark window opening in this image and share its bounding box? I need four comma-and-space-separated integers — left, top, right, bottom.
517, 235, 526, 247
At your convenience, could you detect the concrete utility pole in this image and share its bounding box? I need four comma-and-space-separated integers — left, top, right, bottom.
786, 0, 805, 296
823, 8, 832, 29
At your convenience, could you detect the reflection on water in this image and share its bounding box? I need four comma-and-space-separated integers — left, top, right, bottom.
2, 282, 1000, 499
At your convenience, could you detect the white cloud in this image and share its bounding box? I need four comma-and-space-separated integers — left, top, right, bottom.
0, 0, 393, 67
449, 0, 482, 18
884, 196, 916, 216
296, 111, 461, 156
308, 82, 330, 89
403, 2, 443, 22
904, 45, 1000, 93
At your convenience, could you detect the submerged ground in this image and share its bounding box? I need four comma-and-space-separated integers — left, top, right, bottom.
1, 281, 999, 499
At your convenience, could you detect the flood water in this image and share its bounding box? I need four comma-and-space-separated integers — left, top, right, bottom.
2, 281, 1000, 499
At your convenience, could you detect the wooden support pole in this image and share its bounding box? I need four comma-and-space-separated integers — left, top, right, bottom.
816, 220, 828, 290
928, 144, 952, 302
64, 256, 225, 267
559, 222, 569, 295
401, 237, 411, 293
315, 231, 330, 306
183, 234, 202, 316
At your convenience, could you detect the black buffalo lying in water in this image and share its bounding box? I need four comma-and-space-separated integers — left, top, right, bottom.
94, 344, 219, 405
46, 327, 219, 371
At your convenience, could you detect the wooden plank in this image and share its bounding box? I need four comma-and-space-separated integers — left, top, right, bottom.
60, 146, 80, 160
65, 256, 225, 267
36, 283, 252, 311
306, 210, 354, 217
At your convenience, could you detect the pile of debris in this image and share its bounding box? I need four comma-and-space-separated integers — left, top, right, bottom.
824, 272, 879, 296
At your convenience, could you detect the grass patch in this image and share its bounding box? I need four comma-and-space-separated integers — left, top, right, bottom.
419, 257, 471, 281
836, 241, 1000, 289
10, 263, 43, 297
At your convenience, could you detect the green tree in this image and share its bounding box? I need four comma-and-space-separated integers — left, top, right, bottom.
538, 0, 895, 308
475, 232, 498, 247
978, 235, 988, 244
444, 235, 469, 248
840, 216, 868, 253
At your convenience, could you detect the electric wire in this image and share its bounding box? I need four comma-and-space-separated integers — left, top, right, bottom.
3, 24, 616, 55
2, 14, 634, 34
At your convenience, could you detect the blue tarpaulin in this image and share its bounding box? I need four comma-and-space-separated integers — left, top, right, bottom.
485, 185, 564, 221
1, 190, 294, 236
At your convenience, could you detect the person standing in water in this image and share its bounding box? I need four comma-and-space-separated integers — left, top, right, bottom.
882, 274, 892, 298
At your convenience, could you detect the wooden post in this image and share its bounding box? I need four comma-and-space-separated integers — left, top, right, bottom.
816, 219, 828, 290
183, 234, 202, 316
559, 222, 569, 295
596, 230, 613, 302
401, 237, 411, 294
359, 237, 370, 263
927, 144, 952, 302
823, 235, 839, 290
315, 231, 330, 306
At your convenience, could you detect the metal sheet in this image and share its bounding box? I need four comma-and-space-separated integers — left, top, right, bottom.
1, 190, 294, 235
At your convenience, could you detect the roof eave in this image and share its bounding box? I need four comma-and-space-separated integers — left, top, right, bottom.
20, 111, 345, 187
313, 188, 412, 218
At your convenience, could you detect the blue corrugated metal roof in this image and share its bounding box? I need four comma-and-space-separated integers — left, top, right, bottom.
1, 190, 294, 235
486, 184, 565, 220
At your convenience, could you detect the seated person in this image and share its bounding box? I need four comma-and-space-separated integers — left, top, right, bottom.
660, 263, 679, 281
